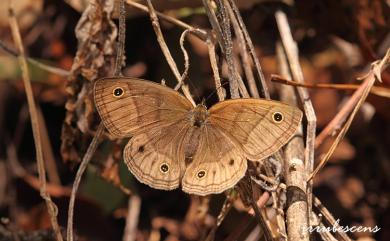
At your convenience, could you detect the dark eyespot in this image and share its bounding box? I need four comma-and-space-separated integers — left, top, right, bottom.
197, 170, 206, 178
229, 159, 234, 165
138, 145, 144, 153
160, 163, 169, 173
113, 87, 124, 97
272, 112, 284, 123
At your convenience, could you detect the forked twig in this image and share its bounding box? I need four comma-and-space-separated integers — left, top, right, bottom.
8, 3, 63, 241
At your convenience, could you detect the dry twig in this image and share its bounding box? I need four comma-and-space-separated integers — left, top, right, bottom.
8, 2, 63, 241
309, 48, 390, 181
275, 10, 317, 241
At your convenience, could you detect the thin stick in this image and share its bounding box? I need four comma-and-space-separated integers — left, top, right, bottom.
271, 74, 390, 99
204, 195, 233, 241
206, 37, 225, 101
67, 123, 105, 241
276, 41, 309, 241
227, 4, 260, 98
249, 192, 273, 241
202, 0, 241, 98
313, 196, 352, 241
114, 0, 126, 76
8, 4, 63, 241
126, 0, 208, 41
174, 29, 191, 91
308, 49, 389, 181
226, 0, 270, 99
146, 0, 195, 106
123, 195, 141, 241
275, 11, 317, 221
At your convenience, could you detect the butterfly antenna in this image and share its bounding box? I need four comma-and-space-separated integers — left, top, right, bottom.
204, 81, 229, 102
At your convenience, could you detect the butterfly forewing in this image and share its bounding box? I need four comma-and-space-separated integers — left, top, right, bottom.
208, 99, 303, 161
94, 77, 193, 137
182, 125, 247, 195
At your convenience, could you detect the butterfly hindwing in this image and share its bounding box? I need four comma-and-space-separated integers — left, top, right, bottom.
181, 125, 247, 195
124, 119, 192, 190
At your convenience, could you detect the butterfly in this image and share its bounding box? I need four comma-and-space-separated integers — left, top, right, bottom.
94, 77, 302, 195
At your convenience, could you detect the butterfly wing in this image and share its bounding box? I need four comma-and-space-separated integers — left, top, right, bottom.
94, 77, 193, 137
181, 125, 247, 195
94, 77, 194, 190
208, 99, 302, 161
124, 117, 192, 190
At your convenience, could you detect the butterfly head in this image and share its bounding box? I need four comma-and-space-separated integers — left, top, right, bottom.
191, 103, 208, 127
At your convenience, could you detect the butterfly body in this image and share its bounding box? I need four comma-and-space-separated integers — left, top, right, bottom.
189, 104, 208, 128
94, 77, 303, 195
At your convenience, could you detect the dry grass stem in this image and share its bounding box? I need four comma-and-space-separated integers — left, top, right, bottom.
226, 0, 269, 99
146, 0, 196, 106
8, 3, 63, 241
67, 122, 105, 241
314, 196, 352, 241
206, 37, 225, 101
114, 0, 126, 76
126, 0, 208, 41
271, 74, 390, 99
123, 195, 141, 241
309, 48, 390, 181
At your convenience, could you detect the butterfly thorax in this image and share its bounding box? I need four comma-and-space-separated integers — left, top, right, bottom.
190, 104, 208, 127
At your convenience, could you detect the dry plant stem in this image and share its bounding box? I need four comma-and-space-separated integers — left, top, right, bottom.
174, 29, 191, 91
204, 195, 233, 241
123, 195, 141, 241
206, 37, 225, 101
67, 123, 105, 241
202, 0, 240, 98
226, 0, 269, 99
249, 192, 273, 241
227, 7, 259, 98
146, 0, 195, 106
271, 75, 390, 99
114, 0, 126, 76
308, 49, 390, 181
276, 42, 309, 241
275, 10, 317, 219
215, 0, 240, 98
314, 49, 390, 149
126, 0, 208, 41
37, 107, 61, 185
0, 40, 70, 76
8, 6, 63, 241
314, 196, 352, 241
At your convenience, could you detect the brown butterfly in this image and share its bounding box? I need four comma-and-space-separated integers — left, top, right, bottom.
94, 77, 302, 195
